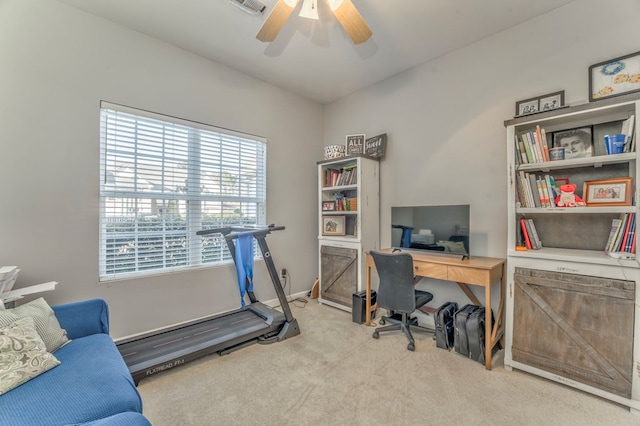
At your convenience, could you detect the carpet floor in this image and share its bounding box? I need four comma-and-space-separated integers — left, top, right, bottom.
138, 299, 638, 425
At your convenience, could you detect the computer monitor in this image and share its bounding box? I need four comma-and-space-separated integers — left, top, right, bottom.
391, 205, 470, 256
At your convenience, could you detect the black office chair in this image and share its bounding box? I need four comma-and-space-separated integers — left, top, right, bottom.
370, 250, 434, 351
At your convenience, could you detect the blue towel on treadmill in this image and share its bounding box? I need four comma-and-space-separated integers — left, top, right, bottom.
235, 233, 254, 307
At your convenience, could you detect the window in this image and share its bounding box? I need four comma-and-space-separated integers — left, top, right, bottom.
99, 102, 266, 280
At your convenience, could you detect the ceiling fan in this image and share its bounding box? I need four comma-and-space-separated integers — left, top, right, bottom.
256, 0, 372, 45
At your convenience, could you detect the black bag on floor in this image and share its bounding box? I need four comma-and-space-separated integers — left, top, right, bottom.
454, 304, 497, 364
467, 306, 488, 364
453, 304, 478, 358
434, 301, 458, 350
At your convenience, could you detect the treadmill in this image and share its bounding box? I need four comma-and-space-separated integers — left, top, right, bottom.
116, 225, 300, 385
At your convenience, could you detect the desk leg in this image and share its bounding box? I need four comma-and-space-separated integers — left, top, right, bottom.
492, 265, 506, 349
485, 280, 492, 370
365, 263, 372, 326
456, 282, 482, 306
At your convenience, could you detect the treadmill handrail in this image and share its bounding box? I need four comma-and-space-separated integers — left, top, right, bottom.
195, 224, 295, 324
196, 225, 285, 238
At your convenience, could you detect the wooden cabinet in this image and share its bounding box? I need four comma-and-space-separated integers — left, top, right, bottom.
504, 93, 640, 412
317, 155, 379, 311
513, 267, 634, 399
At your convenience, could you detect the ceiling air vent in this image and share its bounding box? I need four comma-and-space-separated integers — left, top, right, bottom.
228, 0, 267, 16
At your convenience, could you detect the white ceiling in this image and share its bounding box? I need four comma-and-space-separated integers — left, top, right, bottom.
59, 0, 575, 104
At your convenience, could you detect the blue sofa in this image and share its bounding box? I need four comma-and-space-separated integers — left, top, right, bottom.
0, 299, 151, 426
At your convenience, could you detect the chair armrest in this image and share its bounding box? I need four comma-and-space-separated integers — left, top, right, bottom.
52, 298, 109, 339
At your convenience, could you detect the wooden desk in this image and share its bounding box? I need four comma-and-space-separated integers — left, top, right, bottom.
365, 248, 506, 370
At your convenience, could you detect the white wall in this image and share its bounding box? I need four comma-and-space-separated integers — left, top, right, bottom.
323, 0, 640, 308
0, 0, 322, 338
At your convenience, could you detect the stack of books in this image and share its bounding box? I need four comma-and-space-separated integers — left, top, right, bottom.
605, 213, 636, 257
516, 125, 550, 164
323, 165, 358, 187
519, 218, 542, 250
516, 171, 559, 208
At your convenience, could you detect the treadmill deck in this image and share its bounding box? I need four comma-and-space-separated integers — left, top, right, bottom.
117, 302, 286, 383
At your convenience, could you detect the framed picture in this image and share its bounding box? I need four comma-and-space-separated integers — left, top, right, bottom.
552, 126, 593, 160
364, 133, 387, 158
322, 215, 345, 236
515, 90, 565, 117
321, 201, 336, 212
345, 134, 365, 155
538, 91, 565, 112
583, 177, 633, 206
554, 178, 570, 187
515, 97, 539, 117
589, 51, 640, 101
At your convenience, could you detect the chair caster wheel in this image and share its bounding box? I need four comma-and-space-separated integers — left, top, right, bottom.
407, 343, 415, 351
380, 318, 386, 325
372, 331, 379, 339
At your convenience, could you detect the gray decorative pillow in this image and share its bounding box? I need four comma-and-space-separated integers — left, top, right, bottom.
0, 297, 70, 352
0, 316, 60, 395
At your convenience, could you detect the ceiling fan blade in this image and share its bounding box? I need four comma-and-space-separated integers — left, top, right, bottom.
256, 0, 297, 42
330, 0, 372, 44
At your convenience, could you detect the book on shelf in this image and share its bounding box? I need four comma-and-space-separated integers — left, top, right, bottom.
517, 140, 527, 165
540, 127, 550, 161
534, 126, 549, 162
526, 219, 542, 249
520, 133, 534, 163
619, 213, 633, 252
547, 175, 559, 203
528, 174, 542, 208
604, 217, 623, 255
527, 132, 542, 163
520, 219, 532, 250
607, 213, 636, 256
523, 173, 533, 207
621, 115, 635, 153
624, 213, 636, 252
612, 213, 628, 253
544, 175, 556, 207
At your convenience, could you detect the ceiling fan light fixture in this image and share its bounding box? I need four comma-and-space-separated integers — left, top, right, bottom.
299, 0, 319, 20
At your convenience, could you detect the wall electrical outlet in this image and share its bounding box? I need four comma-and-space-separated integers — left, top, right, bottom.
280, 268, 287, 279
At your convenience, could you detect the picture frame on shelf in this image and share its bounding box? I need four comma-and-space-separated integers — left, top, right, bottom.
538, 91, 565, 112
322, 201, 336, 212
345, 134, 365, 155
515, 97, 539, 117
552, 126, 593, 159
364, 133, 387, 158
554, 178, 570, 187
515, 90, 566, 117
589, 51, 640, 102
583, 177, 633, 206
322, 215, 346, 236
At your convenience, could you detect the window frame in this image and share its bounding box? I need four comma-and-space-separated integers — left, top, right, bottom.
99, 101, 267, 281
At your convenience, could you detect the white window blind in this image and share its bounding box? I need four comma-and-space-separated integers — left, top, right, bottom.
99, 102, 266, 280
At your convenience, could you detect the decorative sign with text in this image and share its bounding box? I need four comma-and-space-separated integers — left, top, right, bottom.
365, 133, 387, 158
345, 134, 365, 155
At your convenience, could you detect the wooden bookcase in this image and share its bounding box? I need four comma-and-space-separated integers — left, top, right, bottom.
317, 155, 379, 312
503, 93, 640, 412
